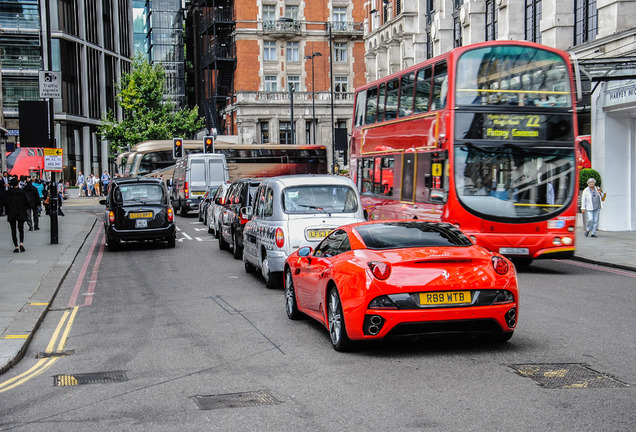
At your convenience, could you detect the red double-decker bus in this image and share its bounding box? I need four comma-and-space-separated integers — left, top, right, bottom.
350, 41, 578, 264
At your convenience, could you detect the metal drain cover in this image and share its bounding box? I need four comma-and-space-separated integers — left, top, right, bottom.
193, 390, 280, 410
509, 363, 629, 389
53, 371, 128, 387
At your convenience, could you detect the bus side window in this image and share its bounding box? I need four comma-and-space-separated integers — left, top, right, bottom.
414, 66, 432, 114
373, 157, 382, 195
354, 90, 366, 127
385, 79, 399, 121
399, 72, 415, 117
381, 157, 395, 197
377, 83, 386, 122
431, 62, 448, 111
365, 86, 378, 125
361, 158, 374, 195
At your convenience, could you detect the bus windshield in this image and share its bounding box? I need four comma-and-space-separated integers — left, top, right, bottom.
455, 45, 572, 108
455, 145, 575, 220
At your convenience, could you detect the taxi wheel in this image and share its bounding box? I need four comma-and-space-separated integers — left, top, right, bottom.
244, 260, 256, 273
107, 238, 119, 252
219, 232, 229, 250
180, 204, 187, 217
328, 286, 352, 352
285, 268, 301, 320
262, 256, 280, 289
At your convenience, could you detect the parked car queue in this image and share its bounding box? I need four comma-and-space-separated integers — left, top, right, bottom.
194, 174, 519, 352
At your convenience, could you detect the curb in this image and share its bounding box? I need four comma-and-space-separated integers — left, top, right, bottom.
0, 216, 97, 375
571, 256, 636, 273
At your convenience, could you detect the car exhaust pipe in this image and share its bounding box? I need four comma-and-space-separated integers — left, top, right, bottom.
368, 325, 380, 335
366, 315, 384, 335
506, 308, 517, 328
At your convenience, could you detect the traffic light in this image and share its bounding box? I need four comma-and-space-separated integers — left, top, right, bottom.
203, 135, 214, 153
173, 137, 183, 158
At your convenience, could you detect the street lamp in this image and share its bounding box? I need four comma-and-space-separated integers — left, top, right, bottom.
289, 82, 295, 144
303, 52, 322, 145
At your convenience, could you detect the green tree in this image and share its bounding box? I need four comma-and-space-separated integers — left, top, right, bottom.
98, 56, 204, 156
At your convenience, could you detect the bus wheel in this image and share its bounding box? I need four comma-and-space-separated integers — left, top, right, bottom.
512, 258, 532, 268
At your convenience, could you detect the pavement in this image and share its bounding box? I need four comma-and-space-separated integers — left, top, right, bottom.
1, 191, 635, 375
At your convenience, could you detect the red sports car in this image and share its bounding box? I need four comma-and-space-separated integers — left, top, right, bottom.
284, 220, 518, 351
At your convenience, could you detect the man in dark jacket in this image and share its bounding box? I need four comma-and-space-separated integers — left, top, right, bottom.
23, 179, 41, 230
6, 177, 30, 252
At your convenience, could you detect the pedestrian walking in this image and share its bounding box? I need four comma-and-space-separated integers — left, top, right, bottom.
23, 179, 41, 230
0, 171, 9, 216
5, 177, 30, 252
57, 181, 66, 217
87, 174, 95, 197
101, 170, 111, 196
581, 177, 605, 238
76, 171, 85, 197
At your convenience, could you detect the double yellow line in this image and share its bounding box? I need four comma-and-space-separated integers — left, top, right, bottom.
0, 307, 78, 393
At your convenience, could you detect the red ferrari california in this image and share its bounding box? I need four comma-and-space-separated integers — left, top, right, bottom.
284, 220, 518, 351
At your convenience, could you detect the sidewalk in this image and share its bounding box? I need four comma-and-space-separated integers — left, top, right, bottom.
1, 196, 635, 374
1, 189, 99, 374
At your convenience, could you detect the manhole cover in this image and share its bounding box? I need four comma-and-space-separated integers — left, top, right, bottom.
193, 390, 280, 410
509, 363, 630, 389
53, 371, 128, 387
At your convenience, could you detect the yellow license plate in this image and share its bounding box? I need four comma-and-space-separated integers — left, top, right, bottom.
307, 229, 331, 239
419, 291, 471, 306
129, 212, 153, 219
191, 191, 204, 196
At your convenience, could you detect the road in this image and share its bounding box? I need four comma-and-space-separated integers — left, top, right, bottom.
1, 208, 635, 431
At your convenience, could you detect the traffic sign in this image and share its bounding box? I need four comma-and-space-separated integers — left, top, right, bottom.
44, 148, 63, 172
39, 71, 62, 99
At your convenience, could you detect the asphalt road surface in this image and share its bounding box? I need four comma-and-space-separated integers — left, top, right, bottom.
1, 209, 635, 431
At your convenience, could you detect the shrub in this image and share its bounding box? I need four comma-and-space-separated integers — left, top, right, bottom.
579, 168, 602, 190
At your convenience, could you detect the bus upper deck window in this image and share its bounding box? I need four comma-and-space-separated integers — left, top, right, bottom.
414, 66, 432, 114
431, 62, 448, 110
365, 86, 378, 125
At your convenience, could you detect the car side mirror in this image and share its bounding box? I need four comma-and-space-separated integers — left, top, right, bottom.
430, 190, 446, 203
99, 199, 107, 206
240, 206, 253, 220
298, 246, 312, 257
363, 209, 369, 221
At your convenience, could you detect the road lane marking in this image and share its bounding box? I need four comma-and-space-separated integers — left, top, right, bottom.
68, 226, 103, 307
0, 307, 78, 393
181, 232, 193, 240
84, 231, 106, 306
558, 259, 636, 278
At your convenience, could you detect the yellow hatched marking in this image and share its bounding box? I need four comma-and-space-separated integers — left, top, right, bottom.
1, 335, 29, 339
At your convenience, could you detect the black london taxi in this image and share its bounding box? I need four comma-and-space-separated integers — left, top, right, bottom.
100, 177, 176, 251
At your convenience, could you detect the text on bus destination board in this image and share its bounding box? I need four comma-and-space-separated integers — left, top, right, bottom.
485, 114, 540, 139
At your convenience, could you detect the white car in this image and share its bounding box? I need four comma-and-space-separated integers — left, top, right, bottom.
242, 175, 366, 288
206, 182, 231, 238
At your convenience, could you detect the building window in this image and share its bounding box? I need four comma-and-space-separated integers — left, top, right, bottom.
287, 75, 300, 91
525, 0, 542, 43
575, 0, 597, 45
285, 5, 299, 20
286, 41, 299, 61
333, 7, 347, 31
426, 30, 433, 59
426, 0, 435, 25
279, 121, 292, 144
485, 0, 498, 41
58, 0, 79, 37
453, 15, 462, 48
334, 42, 347, 62
265, 75, 278, 92
260, 121, 270, 144
305, 120, 312, 144
263, 4, 275, 29
335, 77, 348, 95
60, 39, 82, 115
264, 41, 277, 61
396, 0, 402, 16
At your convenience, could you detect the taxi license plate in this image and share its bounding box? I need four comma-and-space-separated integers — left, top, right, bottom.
191, 191, 204, 196
129, 212, 153, 219
307, 228, 331, 240
419, 291, 471, 306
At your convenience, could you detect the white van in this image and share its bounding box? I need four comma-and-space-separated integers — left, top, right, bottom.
242, 175, 366, 288
171, 153, 229, 216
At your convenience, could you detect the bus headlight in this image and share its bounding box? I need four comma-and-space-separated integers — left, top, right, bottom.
562, 237, 573, 245
552, 237, 562, 246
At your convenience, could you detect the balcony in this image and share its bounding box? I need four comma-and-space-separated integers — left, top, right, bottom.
0, 11, 40, 32
262, 19, 301, 38
329, 21, 364, 37
199, 7, 234, 31
235, 91, 354, 105
1, 54, 43, 72
202, 43, 236, 66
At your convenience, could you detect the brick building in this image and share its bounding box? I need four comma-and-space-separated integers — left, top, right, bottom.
186, 0, 366, 169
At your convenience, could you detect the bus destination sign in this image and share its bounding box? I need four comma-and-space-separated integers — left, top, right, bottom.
456, 113, 573, 142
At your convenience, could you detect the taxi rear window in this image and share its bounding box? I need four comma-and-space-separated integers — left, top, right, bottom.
355, 222, 472, 249
115, 184, 164, 203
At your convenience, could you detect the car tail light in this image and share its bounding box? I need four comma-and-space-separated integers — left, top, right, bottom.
108, 211, 115, 224
275, 228, 284, 248
167, 207, 174, 222
492, 256, 509, 275
184, 181, 189, 199
368, 261, 391, 280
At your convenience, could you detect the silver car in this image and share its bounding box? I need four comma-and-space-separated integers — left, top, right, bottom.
206, 182, 231, 238
242, 175, 366, 288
